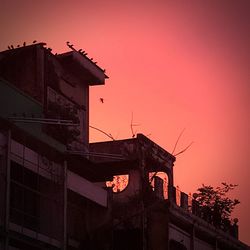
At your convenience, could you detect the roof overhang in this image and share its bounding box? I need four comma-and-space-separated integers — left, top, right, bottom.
57, 51, 108, 85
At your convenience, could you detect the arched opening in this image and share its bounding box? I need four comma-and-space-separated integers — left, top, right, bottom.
149, 171, 169, 199
106, 174, 129, 193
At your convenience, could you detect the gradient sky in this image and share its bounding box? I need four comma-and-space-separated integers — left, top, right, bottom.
1, 0, 249, 244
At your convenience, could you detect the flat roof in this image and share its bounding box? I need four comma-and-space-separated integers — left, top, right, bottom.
57, 51, 108, 85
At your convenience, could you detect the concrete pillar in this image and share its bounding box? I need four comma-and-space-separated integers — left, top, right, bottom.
168, 186, 176, 204
214, 238, 218, 250
190, 225, 195, 250
180, 192, 188, 210
154, 176, 164, 200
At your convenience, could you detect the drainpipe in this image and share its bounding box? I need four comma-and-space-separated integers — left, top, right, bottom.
5, 130, 11, 250
63, 160, 67, 250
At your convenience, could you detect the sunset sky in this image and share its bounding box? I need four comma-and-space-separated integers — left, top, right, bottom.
1, 0, 249, 244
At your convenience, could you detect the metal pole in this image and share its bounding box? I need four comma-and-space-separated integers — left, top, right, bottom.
140, 149, 147, 250
63, 160, 67, 250
5, 130, 11, 250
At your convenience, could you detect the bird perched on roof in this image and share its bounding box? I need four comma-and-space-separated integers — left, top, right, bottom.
78, 49, 83, 52
11, 45, 14, 49
66, 41, 73, 48
33, 40, 37, 43
100, 98, 104, 103
8, 46, 11, 50
23, 42, 26, 47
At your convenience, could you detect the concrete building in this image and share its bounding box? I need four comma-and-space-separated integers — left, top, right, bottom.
0, 43, 249, 250
90, 135, 249, 250
0, 43, 111, 250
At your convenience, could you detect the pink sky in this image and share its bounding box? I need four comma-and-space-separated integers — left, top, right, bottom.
1, 0, 250, 244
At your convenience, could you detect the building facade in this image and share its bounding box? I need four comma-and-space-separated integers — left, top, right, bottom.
0, 43, 249, 250
90, 135, 248, 250
0, 43, 111, 250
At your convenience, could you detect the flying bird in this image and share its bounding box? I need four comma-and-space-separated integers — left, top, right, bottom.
100, 98, 104, 103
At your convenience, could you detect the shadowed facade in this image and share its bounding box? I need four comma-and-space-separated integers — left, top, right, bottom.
0, 43, 249, 250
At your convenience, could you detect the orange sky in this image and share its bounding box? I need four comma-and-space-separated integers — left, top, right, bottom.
1, 0, 250, 245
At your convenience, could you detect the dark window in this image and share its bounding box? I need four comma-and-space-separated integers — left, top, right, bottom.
169, 240, 187, 250
10, 161, 39, 230
113, 229, 142, 250
11, 160, 38, 189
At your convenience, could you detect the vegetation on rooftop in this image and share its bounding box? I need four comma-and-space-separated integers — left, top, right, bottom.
193, 182, 240, 232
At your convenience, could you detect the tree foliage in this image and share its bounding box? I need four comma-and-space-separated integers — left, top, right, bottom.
193, 183, 240, 230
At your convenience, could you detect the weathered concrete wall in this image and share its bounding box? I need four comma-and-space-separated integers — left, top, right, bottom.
0, 46, 45, 103
194, 238, 214, 250
147, 203, 169, 250
169, 223, 191, 250
113, 170, 141, 203
47, 55, 89, 147
68, 170, 108, 207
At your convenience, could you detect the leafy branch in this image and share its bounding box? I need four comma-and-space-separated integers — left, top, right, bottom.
193, 183, 240, 229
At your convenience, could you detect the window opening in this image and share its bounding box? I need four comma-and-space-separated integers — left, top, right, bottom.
106, 175, 129, 193
149, 172, 168, 199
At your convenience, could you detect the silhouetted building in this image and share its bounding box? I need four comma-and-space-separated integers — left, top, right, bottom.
0, 43, 111, 250
0, 43, 249, 250
90, 136, 248, 250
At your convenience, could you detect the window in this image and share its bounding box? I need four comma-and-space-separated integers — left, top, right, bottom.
106, 175, 129, 193
149, 172, 168, 199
